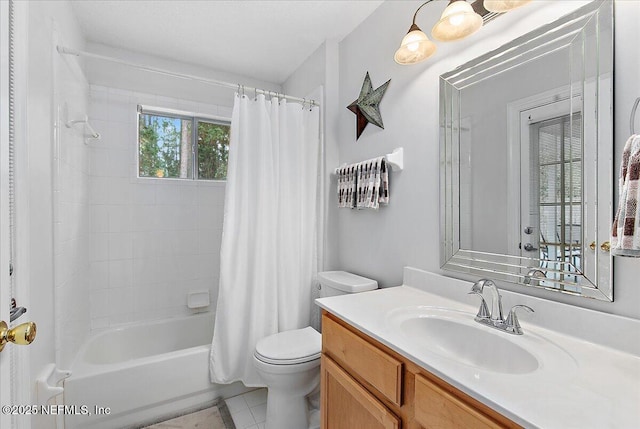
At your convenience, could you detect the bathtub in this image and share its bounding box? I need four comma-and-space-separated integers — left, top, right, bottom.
64, 312, 249, 428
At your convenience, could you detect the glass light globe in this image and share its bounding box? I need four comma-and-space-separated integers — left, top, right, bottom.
394, 26, 437, 65
432, 0, 483, 42
484, 0, 532, 13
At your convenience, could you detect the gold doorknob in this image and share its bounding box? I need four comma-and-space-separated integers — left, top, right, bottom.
590, 241, 596, 251
600, 241, 611, 252
0, 320, 36, 352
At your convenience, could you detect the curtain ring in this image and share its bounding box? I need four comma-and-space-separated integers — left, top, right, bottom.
302, 98, 306, 110
254, 87, 258, 101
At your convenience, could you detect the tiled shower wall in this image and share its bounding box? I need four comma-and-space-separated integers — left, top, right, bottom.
87, 85, 230, 329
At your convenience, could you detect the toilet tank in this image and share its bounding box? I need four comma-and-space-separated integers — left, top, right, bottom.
318, 271, 378, 298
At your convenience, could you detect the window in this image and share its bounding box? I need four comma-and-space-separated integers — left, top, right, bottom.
137, 106, 230, 180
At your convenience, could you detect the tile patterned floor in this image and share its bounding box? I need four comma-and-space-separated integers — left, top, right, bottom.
225, 388, 268, 429
142, 405, 229, 429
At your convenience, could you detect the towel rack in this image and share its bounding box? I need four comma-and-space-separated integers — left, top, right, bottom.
334, 147, 404, 174
631, 97, 640, 135
62, 103, 101, 144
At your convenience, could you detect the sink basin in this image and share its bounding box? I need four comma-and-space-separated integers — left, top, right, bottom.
388, 307, 540, 374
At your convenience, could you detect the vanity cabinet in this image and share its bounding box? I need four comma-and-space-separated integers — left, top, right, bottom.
320, 311, 521, 429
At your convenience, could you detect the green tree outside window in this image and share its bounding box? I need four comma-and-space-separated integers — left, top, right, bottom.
138, 110, 230, 180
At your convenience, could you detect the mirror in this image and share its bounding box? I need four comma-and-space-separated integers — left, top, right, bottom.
440, 0, 613, 301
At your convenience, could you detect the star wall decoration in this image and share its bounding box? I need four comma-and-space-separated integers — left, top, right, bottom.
347, 72, 391, 140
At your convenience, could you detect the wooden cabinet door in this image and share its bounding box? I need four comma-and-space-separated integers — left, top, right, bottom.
321, 355, 400, 429
414, 373, 515, 429
322, 314, 403, 406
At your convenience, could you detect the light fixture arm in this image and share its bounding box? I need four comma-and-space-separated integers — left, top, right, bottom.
411, 0, 437, 26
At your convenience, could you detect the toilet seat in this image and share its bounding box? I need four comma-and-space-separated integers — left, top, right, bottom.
255, 327, 321, 365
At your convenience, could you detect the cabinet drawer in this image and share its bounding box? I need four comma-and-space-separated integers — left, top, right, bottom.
415, 373, 514, 429
322, 314, 402, 406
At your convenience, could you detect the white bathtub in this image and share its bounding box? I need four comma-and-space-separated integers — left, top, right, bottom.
64, 313, 249, 428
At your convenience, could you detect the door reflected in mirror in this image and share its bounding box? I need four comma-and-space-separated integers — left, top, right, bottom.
440, 0, 613, 301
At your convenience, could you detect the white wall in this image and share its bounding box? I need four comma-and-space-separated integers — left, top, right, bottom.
282, 40, 341, 329
334, 0, 640, 319
87, 85, 230, 328
283, 40, 341, 272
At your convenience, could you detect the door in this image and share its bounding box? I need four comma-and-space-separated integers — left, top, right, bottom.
516, 93, 584, 289
1, 1, 13, 427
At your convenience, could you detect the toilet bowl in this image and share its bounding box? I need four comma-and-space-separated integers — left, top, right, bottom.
254, 327, 321, 429
254, 271, 378, 429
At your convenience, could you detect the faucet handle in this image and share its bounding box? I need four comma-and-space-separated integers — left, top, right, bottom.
468, 292, 491, 321
505, 305, 534, 335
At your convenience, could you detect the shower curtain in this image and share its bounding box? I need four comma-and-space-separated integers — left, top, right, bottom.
210, 93, 321, 386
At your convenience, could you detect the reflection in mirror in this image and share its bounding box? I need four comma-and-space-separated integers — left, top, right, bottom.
440, 0, 613, 301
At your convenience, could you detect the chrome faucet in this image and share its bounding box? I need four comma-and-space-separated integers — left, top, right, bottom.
469, 279, 503, 324
523, 268, 546, 285
468, 278, 534, 335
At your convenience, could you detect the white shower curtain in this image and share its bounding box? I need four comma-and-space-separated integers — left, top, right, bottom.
210, 93, 321, 386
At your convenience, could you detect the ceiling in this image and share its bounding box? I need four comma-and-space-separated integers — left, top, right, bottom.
69, 0, 384, 84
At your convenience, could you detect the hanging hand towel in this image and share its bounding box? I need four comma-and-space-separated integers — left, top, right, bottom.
358, 157, 388, 210
337, 165, 357, 208
337, 156, 389, 210
611, 134, 640, 257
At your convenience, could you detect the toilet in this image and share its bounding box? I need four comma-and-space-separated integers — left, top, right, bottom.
253, 271, 378, 429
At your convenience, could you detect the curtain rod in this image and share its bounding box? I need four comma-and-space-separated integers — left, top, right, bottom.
56, 45, 319, 108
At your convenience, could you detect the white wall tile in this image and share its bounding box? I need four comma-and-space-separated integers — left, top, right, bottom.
156, 95, 179, 109
133, 257, 159, 285
108, 232, 133, 260
108, 287, 133, 316
91, 205, 109, 233
131, 282, 159, 312
108, 177, 132, 205
90, 261, 109, 291
108, 149, 134, 178
131, 183, 156, 205
198, 229, 221, 254
109, 259, 133, 288
91, 233, 110, 262
88, 87, 227, 328
132, 231, 160, 259
90, 289, 110, 319
109, 205, 132, 232
90, 176, 110, 204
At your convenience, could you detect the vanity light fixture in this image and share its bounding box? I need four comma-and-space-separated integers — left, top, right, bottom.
394, 0, 529, 65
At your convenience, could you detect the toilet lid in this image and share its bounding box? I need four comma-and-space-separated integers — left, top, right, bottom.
255, 327, 321, 365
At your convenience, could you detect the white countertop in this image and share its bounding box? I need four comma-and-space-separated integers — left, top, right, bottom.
316, 282, 640, 428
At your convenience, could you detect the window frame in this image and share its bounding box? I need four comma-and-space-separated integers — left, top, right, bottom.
136, 104, 231, 181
